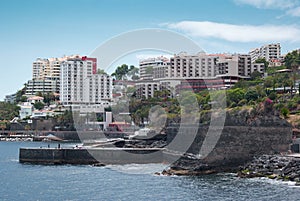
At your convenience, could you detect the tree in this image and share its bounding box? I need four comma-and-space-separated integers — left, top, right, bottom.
15, 86, 27, 103
35, 92, 43, 97
227, 88, 245, 105
285, 51, 300, 96
255, 58, 269, 69
97, 69, 108, 75
43, 93, 55, 105
245, 89, 259, 102
111, 64, 130, 80
0, 102, 20, 120
34, 102, 45, 110
127, 65, 139, 80
268, 92, 277, 100
284, 50, 300, 69
264, 76, 274, 88
0, 122, 6, 134
250, 71, 262, 80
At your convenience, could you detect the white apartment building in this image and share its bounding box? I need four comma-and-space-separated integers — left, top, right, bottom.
71, 104, 112, 131
32, 55, 81, 81
136, 53, 266, 98
60, 57, 113, 105
216, 54, 252, 78
251, 63, 265, 74
249, 43, 281, 62
32, 58, 48, 80
25, 79, 60, 96
166, 52, 219, 79
60, 58, 93, 105
83, 74, 113, 103
139, 56, 169, 80
29, 55, 84, 96
135, 80, 160, 99
4, 93, 17, 103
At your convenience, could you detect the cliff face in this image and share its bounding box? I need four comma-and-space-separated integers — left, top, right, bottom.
164, 106, 292, 175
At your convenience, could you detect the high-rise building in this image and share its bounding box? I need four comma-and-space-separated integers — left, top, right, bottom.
60, 57, 112, 105
27, 55, 86, 96
83, 74, 113, 103
249, 43, 281, 62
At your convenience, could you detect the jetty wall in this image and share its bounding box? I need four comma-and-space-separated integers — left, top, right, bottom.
19, 147, 164, 165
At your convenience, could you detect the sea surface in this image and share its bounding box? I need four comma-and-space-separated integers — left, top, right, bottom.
1, 141, 300, 201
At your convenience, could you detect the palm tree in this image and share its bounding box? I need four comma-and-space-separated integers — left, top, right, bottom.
0, 123, 6, 135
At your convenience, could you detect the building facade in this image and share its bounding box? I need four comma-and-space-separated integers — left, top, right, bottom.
25, 79, 60, 96
83, 74, 113, 103
139, 56, 169, 80
166, 52, 219, 79
249, 43, 281, 62
60, 57, 113, 105
4, 93, 17, 103
136, 52, 266, 99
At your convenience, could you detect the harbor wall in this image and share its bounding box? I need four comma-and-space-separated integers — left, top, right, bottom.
165, 109, 293, 175
19, 147, 164, 165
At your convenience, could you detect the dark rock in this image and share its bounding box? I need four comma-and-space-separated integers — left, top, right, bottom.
237, 154, 300, 185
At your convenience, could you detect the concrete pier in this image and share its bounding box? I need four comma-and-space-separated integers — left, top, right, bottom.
19, 147, 165, 165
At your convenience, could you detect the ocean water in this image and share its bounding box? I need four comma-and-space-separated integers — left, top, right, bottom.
1, 141, 300, 201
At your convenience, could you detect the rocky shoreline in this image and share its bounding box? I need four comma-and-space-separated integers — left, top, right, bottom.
159, 154, 300, 186
237, 154, 300, 185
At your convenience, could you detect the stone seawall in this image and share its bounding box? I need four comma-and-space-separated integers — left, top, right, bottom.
163, 109, 293, 175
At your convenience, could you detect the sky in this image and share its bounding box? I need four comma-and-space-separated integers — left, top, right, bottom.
1, 0, 300, 100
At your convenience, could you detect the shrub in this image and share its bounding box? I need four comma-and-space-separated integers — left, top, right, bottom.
281, 107, 290, 118
238, 99, 248, 106
268, 92, 277, 101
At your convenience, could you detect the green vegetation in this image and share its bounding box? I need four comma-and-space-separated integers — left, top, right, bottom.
284, 50, 300, 70
111, 64, 139, 80
97, 69, 108, 75
128, 56, 300, 124
255, 58, 269, 69
0, 102, 20, 121
33, 102, 45, 110
54, 110, 75, 131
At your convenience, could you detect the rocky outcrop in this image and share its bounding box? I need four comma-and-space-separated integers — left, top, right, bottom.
163, 105, 292, 175
238, 155, 300, 185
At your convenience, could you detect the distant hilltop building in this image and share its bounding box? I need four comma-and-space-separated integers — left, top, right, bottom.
26, 55, 91, 96
139, 56, 170, 80
249, 43, 281, 63
25, 55, 103, 97
4, 93, 17, 104
21, 55, 113, 108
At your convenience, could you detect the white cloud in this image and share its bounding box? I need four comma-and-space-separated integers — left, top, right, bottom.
234, 0, 298, 9
234, 0, 300, 17
165, 21, 300, 43
287, 6, 300, 16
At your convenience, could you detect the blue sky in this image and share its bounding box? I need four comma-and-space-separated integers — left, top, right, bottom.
1, 0, 300, 100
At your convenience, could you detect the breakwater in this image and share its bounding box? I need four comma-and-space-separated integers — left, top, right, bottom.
19, 147, 164, 165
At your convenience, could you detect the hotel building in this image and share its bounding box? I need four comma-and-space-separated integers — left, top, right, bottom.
249, 43, 281, 62
136, 52, 265, 98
